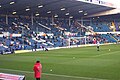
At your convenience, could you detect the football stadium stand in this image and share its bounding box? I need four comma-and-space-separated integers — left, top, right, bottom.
0, 0, 120, 55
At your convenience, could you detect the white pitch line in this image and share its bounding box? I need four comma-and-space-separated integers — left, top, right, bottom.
91, 51, 120, 58
0, 68, 107, 80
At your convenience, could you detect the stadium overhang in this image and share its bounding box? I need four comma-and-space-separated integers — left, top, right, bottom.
0, 0, 115, 19
84, 8, 120, 18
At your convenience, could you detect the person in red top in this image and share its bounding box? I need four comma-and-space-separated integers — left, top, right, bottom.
33, 61, 42, 80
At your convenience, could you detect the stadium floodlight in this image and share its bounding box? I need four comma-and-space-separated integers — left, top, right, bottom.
26, 8, 30, 11
54, 14, 58, 18
12, 11, 16, 15
61, 8, 65, 11
35, 13, 40, 16
38, 5, 43, 8
10, 1, 15, 5
0, 5, 1, 8
84, 13, 88, 15
79, 10, 83, 13
47, 11, 51, 14
69, 16, 73, 18
65, 13, 69, 15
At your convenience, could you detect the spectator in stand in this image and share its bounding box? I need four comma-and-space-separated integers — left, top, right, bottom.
35, 42, 37, 51
32, 42, 37, 51
44, 46, 48, 51
41, 45, 44, 51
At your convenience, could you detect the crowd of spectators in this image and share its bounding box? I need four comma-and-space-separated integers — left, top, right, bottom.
0, 15, 120, 54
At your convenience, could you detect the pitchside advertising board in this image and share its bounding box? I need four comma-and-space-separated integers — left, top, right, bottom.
0, 49, 14, 55
0, 73, 25, 80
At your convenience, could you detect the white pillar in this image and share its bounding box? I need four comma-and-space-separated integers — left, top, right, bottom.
6, 15, 8, 24
85, 36, 86, 45
31, 13, 34, 25
52, 15, 54, 24
69, 18, 71, 26
81, 18, 83, 25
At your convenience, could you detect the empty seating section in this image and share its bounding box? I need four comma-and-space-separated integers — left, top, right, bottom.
90, 22, 111, 32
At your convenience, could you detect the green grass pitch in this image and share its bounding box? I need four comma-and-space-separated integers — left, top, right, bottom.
0, 44, 120, 80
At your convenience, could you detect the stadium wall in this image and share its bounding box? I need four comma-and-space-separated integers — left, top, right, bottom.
15, 43, 114, 54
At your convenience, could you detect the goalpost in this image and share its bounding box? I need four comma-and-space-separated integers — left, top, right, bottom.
67, 36, 87, 47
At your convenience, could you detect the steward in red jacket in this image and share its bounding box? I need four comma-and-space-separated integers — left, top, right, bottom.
33, 61, 42, 80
